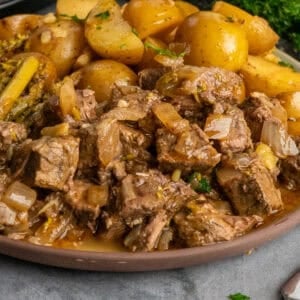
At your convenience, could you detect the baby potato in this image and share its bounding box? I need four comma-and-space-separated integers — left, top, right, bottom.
78, 60, 138, 102
0, 14, 42, 40
288, 120, 300, 137
278, 92, 300, 119
13, 52, 57, 90
123, 0, 184, 40
213, 1, 279, 55
26, 20, 85, 78
175, 1, 199, 18
176, 11, 248, 71
240, 56, 300, 97
56, 0, 98, 20
85, 0, 144, 65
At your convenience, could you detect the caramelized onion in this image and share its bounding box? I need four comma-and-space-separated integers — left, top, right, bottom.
204, 114, 232, 139
261, 120, 299, 158
3, 181, 36, 212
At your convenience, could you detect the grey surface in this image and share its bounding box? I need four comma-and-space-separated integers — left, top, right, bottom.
0, 226, 299, 300
0, 2, 299, 300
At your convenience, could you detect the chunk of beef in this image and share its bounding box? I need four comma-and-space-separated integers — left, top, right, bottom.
124, 210, 169, 252
119, 170, 198, 224
156, 66, 245, 106
100, 211, 127, 240
280, 151, 300, 190
65, 180, 108, 232
25, 136, 79, 191
205, 106, 253, 154
174, 201, 262, 247
217, 154, 283, 216
156, 124, 221, 174
75, 89, 97, 122
138, 68, 167, 90
0, 121, 27, 165
242, 92, 287, 142
169, 95, 205, 124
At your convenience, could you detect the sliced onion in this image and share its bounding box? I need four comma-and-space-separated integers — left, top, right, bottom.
87, 184, 109, 207
0, 202, 16, 226
3, 181, 37, 212
261, 120, 299, 158
204, 114, 232, 140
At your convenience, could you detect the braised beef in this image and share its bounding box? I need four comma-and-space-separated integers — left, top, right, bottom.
242, 92, 287, 142
0, 121, 27, 165
280, 150, 300, 190
25, 136, 79, 191
156, 66, 245, 106
174, 201, 262, 247
138, 68, 167, 90
75, 89, 98, 122
217, 154, 283, 216
156, 124, 221, 174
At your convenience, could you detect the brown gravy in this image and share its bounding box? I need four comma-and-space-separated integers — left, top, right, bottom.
52, 188, 300, 253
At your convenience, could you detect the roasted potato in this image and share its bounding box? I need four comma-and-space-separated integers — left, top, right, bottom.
85, 0, 144, 65
56, 0, 99, 20
176, 11, 248, 71
78, 60, 138, 102
240, 56, 300, 97
0, 14, 42, 40
26, 20, 85, 78
278, 92, 300, 119
175, 1, 199, 18
123, 0, 183, 40
213, 1, 279, 55
288, 120, 300, 137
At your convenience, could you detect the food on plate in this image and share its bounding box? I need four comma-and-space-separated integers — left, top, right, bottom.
0, 0, 299, 253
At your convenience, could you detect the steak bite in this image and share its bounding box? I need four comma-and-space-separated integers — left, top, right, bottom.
204, 106, 253, 155
25, 136, 79, 191
242, 92, 287, 142
174, 201, 262, 247
75, 89, 98, 123
216, 154, 283, 216
0, 121, 27, 165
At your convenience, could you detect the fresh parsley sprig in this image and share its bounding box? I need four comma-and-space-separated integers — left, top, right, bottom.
144, 42, 186, 59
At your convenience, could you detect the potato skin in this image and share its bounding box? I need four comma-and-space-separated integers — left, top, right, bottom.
123, 0, 183, 40
85, 0, 144, 65
176, 11, 248, 71
175, 1, 199, 18
0, 14, 42, 40
78, 60, 138, 102
213, 1, 279, 55
56, 0, 99, 20
26, 20, 85, 78
240, 56, 300, 97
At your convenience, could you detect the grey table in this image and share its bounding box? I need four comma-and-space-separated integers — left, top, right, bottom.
0, 2, 300, 300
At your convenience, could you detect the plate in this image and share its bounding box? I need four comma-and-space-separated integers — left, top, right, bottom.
0, 0, 24, 9
0, 46, 299, 271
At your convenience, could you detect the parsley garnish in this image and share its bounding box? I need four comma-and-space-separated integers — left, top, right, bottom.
228, 293, 250, 300
95, 10, 110, 20
278, 60, 295, 70
144, 42, 185, 59
59, 14, 85, 23
132, 27, 139, 36
188, 172, 212, 193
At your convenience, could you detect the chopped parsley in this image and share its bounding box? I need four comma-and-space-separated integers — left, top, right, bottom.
59, 14, 85, 23
228, 293, 251, 300
278, 60, 295, 70
131, 27, 139, 36
188, 172, 212, 193
144, 42, 186, 59
95, 10, 110, 20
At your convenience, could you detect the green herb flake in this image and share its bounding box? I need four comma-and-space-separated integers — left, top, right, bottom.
188, 173, 211, 193
144, 42, 186, 59
95, 10, 110, 20
59, 14, 85, 23
131, 27, 139, 36
278, 60, 295, 70
226, 16, 235, 23
228, 293, 251, 300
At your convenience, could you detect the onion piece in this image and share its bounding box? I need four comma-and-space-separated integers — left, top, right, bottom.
0, 202, 17, 226
87, 184, 109, 207
204, 114, 233, 140
3, 181, 37, 212
261, 119, 299, 158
